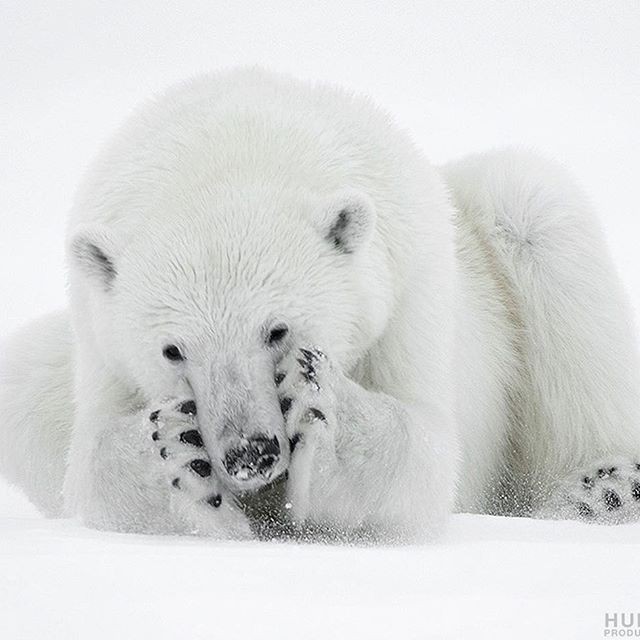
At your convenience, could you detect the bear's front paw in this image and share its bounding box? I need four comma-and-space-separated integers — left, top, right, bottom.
275, 347, 338, 522
148, 399, 224, 510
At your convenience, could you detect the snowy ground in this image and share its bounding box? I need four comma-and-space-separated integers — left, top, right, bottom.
2, 2, 640, 639
1, 480, 639, 640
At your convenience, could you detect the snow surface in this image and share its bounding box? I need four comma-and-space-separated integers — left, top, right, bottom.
2, 2, 640, 639
1, 480, 639, 640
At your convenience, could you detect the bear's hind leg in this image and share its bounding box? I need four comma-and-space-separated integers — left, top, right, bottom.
0, 311, 74, 516
445, 149, 640, 518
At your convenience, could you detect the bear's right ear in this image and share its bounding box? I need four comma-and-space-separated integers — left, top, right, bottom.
68, 225, 119, 290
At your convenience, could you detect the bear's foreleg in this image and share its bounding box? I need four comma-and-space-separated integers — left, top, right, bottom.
276, 346, 455, 542
65, 396, 252, 538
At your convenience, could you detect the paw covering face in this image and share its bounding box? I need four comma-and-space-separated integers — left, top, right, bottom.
318, 190, 376, 254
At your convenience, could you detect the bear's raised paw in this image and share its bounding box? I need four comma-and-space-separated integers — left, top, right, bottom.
148, 399, 224, 510
276, 347, 337, 454
275, 346, 340, 523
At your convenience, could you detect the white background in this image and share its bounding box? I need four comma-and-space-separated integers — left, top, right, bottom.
1, 2, 639, 639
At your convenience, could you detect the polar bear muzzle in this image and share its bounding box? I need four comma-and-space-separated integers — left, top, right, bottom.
189, 356, 290, 495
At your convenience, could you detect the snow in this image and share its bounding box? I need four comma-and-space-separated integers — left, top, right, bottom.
1, 480, 638, 639
2, 2, 640, 638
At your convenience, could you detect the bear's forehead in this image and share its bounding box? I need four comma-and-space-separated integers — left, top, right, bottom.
133, 218, 315, 279
125, 189, 326, 271
113, 187, 350, 334
120, 221, 334, 313
120, 258, 334, 350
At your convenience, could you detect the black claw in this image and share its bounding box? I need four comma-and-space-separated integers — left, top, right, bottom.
298, 357, 314, 371
576, 502, 594, 518
151, 430, 159, 441
308, 408, 326, 422
180, 430, 204, 447
289, 433, 301, 453
296, 354, 321, 389
280, 397, 292, 416
160, 447, 168, 459
149, 410, 160, 423
190, 459, 212, 477
582, 476, 594, 489
300, 347, 321, 362
603, 489, 622, 510
300, 368, 317, 385
275, 372, 286, 386
171, 477, 181, 489
179, 400, 197, 416
631, 480, 640, 502
207, 494, 222, 508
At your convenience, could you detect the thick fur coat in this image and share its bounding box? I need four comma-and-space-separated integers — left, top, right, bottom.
2, 69, 640, 541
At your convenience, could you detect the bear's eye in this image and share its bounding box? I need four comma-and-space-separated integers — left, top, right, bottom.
267, 324, 289, 345
162, 344, 184, 362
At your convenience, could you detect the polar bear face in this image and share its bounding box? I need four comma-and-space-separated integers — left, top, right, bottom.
69, 188, 383, 491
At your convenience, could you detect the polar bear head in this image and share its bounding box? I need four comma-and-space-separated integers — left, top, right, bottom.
69, 186, 387, 492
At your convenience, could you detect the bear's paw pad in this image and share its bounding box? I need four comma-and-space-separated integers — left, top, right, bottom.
147, 398, 222, 509
544, 458, 640, 524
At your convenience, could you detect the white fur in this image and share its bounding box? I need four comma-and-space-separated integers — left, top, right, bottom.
1, 69, 639, 540
445, 150, 640, 515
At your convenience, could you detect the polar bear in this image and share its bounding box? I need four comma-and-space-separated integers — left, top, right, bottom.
1, 68, 640, 541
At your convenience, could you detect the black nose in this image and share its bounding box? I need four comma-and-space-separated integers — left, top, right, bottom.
223, 435, 281, 482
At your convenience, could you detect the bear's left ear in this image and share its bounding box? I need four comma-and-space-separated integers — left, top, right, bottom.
317, 190, 376, 254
